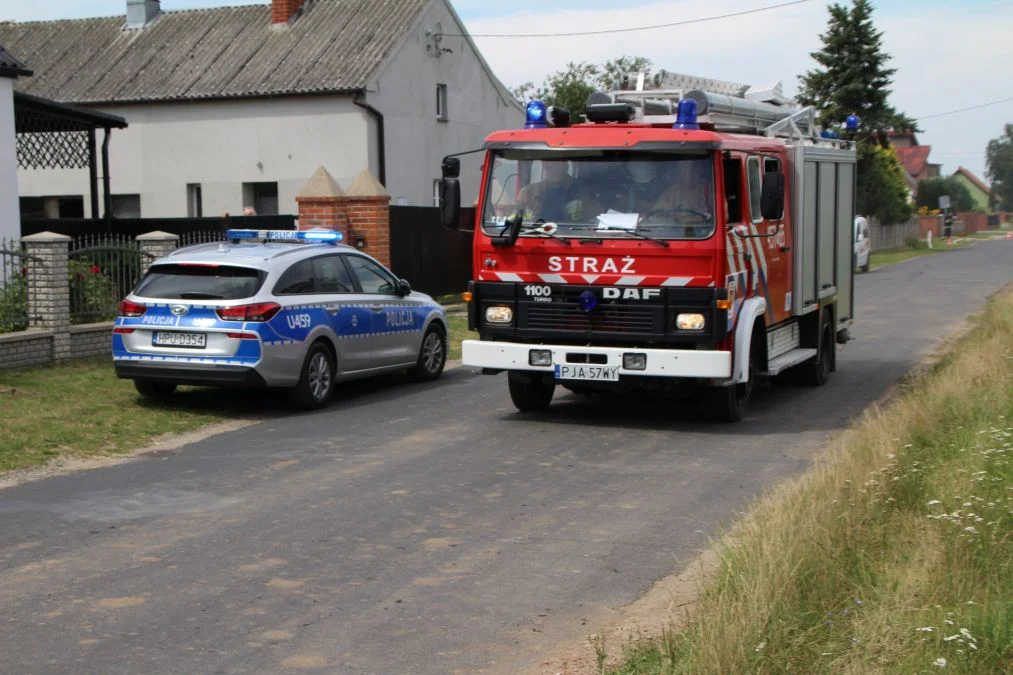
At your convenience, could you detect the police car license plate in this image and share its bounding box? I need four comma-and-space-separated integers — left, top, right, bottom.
152, 331, 206, 349
554, 364, 620, 381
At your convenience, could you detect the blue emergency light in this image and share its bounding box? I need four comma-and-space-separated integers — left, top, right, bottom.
673, 99, 699, 130
845, 114, 861, 132
525, 100, 549, 129
578, 290, 597, 312
225, 229, 344, 244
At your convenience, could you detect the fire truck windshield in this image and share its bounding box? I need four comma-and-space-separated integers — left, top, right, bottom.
481, 150, 716, 241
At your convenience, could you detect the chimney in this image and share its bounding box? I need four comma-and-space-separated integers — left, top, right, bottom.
272, 0, 306, 25
126, 0, 160, 28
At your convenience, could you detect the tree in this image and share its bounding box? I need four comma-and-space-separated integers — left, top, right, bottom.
915, 176, 973, 213
798, 0, 914, 223
857, 144, 913, 224
512, 56, 652, 119
986, 123, 1013, 210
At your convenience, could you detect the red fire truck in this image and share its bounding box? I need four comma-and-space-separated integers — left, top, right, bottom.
439, 71, 857, 421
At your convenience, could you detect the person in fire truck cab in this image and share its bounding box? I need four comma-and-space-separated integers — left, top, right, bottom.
641, 158, 715, 234
517, 160, 600, 223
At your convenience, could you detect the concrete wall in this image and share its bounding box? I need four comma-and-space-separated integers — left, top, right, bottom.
70, 323, 113, 359
368, 0, 524, 208
0, 77, 19, 241
17, 97, 372, 219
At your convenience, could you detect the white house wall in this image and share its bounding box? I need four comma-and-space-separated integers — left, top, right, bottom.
0, 78, 19, 241
368, 0, 523, 208
16, 96, 371, 219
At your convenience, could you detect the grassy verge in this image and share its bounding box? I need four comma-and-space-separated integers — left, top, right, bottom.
0, 357, 233, 474
869, 239, 949, 271
448, 311, 476, 361
610, 288, 1013, 674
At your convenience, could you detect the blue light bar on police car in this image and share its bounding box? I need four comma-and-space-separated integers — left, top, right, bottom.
225, 229, 344, 244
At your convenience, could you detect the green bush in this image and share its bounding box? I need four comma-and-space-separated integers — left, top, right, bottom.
69, 259, 118, 323
0, 272, 28, 334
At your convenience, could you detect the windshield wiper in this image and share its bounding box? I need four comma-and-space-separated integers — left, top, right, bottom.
593, 225, 669, 248
179, 292, 225, 299
492, 214, 571, 246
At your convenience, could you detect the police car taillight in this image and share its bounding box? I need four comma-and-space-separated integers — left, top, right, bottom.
216, 302, 281, 322
118, 299, 147, 317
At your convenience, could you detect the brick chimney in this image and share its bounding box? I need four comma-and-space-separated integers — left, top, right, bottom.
272, 0, 306, 25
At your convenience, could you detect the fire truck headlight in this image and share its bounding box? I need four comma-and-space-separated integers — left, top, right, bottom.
485, 305, 514, 324
676, 313, 706, 331
623, 353, 647, 371
529, 349, 552, 366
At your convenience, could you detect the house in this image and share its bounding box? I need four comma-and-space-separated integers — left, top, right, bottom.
950, 166, 991, 212
0, 0, 522, 220
888, 131, 941, 198
0, 44, 30, 241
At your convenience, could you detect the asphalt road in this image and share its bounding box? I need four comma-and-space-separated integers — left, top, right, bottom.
1, 240, 1010, 675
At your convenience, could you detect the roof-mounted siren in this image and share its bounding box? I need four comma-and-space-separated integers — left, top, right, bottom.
583, 91, 636, 124
524, 100, 572, 129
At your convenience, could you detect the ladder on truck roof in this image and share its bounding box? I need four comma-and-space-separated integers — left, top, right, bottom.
605, 70, 821, 143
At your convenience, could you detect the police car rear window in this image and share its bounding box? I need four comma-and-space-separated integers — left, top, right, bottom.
135, 264, 265, 300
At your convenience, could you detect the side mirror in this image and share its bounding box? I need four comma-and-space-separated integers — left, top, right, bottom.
396, 279, 411, 297
760, 172, 785, 221
442, 156, 461, 179
439, 178, 461, 229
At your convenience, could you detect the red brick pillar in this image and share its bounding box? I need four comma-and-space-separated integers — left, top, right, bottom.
344, 169, 391, 267
295, 167, 348, 238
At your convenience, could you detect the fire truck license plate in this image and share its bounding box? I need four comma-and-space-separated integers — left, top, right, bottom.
554, 364, 620, 381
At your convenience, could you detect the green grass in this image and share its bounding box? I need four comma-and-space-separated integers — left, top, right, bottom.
448, 311, 476, 361
608, 288, 1013, 674
0, 357, 240, 474
869, 239, 949, 271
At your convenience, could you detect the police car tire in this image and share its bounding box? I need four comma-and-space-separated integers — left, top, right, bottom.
508, 371, 555, 412
134, 379, 177, 398
289, 342, 335, 409
408, 325, 447, 382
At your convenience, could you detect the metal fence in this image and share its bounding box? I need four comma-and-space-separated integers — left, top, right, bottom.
178, 230, 226, 248
68, 233, 150, 324
21, 214, 297, 238
0, 238, 39, 334
389, 206, 474, 298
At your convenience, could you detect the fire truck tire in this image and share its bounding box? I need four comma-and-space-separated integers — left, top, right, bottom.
508, 371, 555, 412
708, 334, 759, 423
804, 311, 834, 386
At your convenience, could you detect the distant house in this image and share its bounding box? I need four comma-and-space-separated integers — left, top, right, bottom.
0, 44, 31, 241
0, 0, 522, 219
889, 131, 941, 198
951, 166, 992, 212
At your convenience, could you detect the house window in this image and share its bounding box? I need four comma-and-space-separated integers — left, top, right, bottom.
111, 194, 142, 219
242, 182, 279, 216
437, 84, 448, 121
187, 183, 203, 218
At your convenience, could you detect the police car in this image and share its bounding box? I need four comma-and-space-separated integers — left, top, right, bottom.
112, 229, 448, 408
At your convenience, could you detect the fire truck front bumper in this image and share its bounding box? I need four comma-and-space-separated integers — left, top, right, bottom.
462, 340, 732, 380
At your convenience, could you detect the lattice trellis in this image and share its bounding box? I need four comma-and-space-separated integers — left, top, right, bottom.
15, 104, 92, 170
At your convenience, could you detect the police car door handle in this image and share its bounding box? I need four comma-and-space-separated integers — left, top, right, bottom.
369, 304, 383, 312
325, 304, 340, 315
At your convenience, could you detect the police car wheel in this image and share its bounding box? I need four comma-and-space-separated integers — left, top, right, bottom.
861, 256, 870, 273
134, 379, 177, 399
290, 342, 335, 409
409, 326, 447, 382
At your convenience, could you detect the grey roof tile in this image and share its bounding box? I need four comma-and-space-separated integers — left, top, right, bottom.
0, 0, 429, 103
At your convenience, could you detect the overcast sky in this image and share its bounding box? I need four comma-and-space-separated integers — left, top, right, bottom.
4, 0, 1012, 181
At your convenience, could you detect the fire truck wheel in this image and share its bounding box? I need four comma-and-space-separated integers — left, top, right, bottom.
508, 371, 555, 412
805, 312, 834, 386
708, 335, 759, 423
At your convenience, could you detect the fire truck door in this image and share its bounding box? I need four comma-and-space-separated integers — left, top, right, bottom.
746, 155, 792, 324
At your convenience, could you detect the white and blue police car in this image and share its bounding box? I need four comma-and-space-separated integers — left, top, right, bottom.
113, 229, 448, 408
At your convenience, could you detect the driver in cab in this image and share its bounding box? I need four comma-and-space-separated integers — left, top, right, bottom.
517, 161, 600, 223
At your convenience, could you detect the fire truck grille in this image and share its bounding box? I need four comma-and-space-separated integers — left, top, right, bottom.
523, 304, 657, 334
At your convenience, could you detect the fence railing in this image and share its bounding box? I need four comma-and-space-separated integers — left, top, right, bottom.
178, 230, 227, 248
68, 233, 152, 325
0, 238, 38, 334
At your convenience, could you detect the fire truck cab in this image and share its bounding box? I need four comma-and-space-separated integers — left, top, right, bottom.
439, 72, 857, 422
